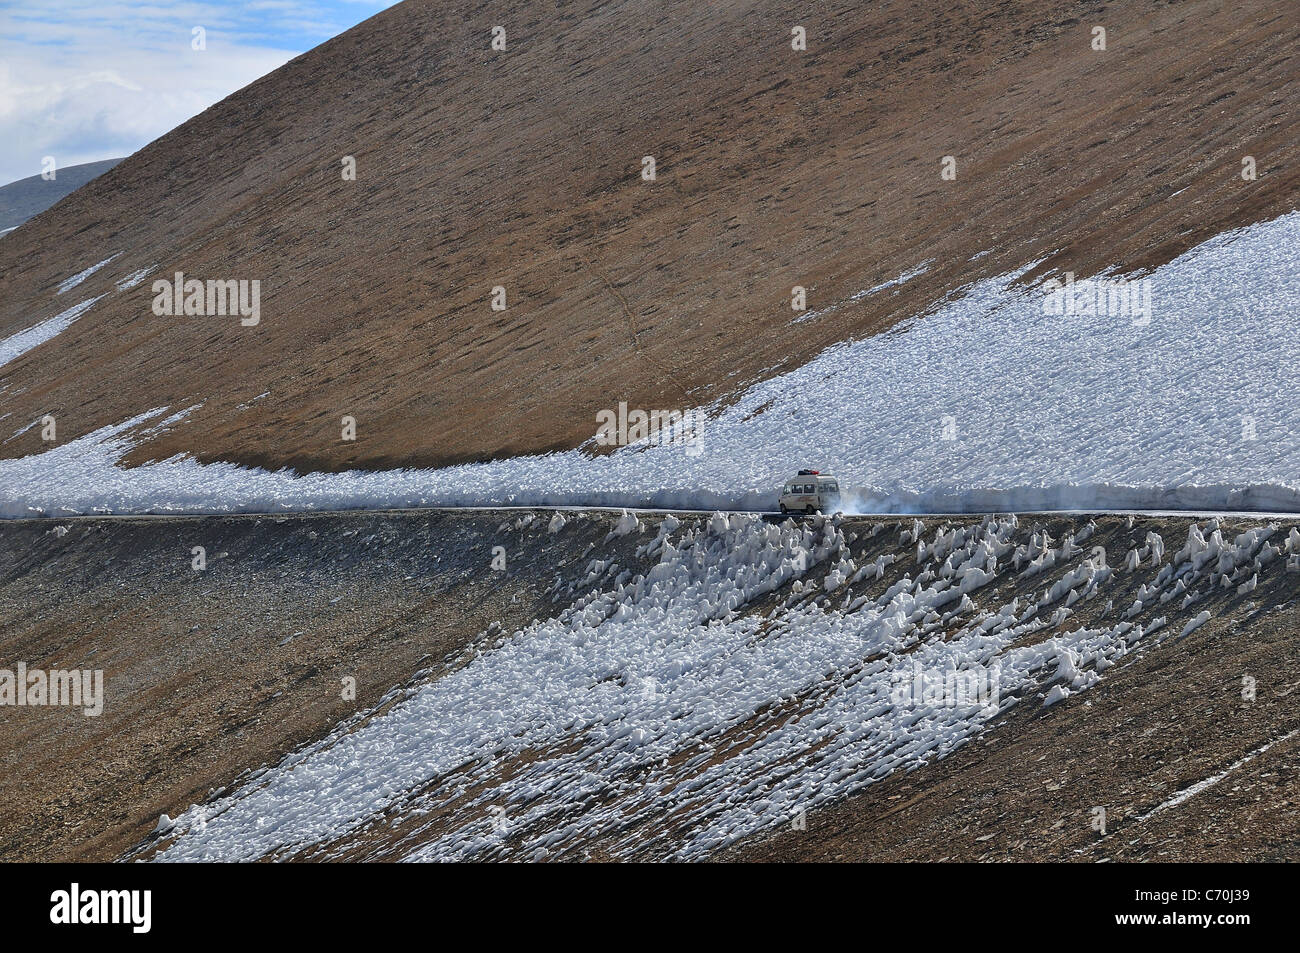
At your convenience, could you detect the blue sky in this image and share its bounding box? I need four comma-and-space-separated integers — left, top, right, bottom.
0, 1, 398, 185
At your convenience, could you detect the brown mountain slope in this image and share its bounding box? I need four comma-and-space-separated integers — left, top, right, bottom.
0, 0, 1295, 472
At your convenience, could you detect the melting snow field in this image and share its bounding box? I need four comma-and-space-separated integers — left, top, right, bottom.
1, 212, 1299, 517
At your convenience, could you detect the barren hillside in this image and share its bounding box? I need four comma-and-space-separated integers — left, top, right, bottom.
1, 0, 1295, 474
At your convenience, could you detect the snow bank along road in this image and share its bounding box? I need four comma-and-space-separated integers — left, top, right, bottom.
2, 212, 1299, 519
7, 507, 1290, 862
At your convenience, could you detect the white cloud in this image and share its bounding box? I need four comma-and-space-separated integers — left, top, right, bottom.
0, 46, 296, 183
0, 1, 394, 184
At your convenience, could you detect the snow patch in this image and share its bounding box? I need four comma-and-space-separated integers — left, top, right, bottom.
0, 296, 105, 371
116, 266, 157, 291
792, 260, 933, 325
57, 254, 119, 294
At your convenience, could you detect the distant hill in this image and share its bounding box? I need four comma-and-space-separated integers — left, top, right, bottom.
0, 159, 123, 232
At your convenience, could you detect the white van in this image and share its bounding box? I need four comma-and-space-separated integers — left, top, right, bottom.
779, 470, 841, 514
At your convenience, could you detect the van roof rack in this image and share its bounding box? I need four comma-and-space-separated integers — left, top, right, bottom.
797, 469, 820, 475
